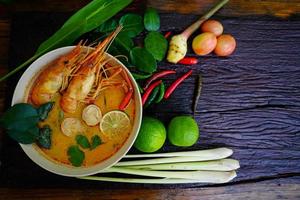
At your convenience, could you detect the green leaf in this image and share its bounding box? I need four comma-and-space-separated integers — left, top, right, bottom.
115, 32, 134, 52
36, 0, 133, 55
0, 103, 39, 131
7, 126, 39, 144
96, 18, 118, 33
144, 31, 168, 61
76, 134, 91, 149
109, 32, 134, 58
119, 13, 144, 38
131, 72, 152, 80
130, 47, 157, 73
144, 8, 160, 31
37, 125, 52, 149
108, 46, 128, 66
67, 145, 85, 167
37, 102, 54, 121
90, 135, 102, 150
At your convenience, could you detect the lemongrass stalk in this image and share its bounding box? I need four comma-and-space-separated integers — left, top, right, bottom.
125, 147, 232, 158
166, 0, 229, 63
120, 159, 240, 171
116, 156, 230, 166
117, 149, 232, 167
103, 167, 236, 183
78, 176, 234, 184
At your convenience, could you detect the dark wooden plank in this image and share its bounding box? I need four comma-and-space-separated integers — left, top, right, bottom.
6, 0, 300, 18
1, 177, 300, 200
149, 0, 300, 18
0, 11, 299, 189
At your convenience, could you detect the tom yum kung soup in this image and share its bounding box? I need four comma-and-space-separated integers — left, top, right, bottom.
28, 28, 135, 167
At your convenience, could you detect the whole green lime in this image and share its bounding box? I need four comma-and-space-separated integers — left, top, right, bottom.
134, 116, 166, 153
168, 116, 199, 147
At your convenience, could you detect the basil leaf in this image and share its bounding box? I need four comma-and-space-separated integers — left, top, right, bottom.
144, 8, 160, 31
76, 134, 91, 149
130, 47, 157, 73
37, 125, 52, 149
37, 102, 54, 121
0, 103, 39, 131
119, 13, 144, 38
96, 18, 118, 33
7, 126, 39, 144
144, 31, 168, 61
67, 145, 85, 167
90, 135, 102, 150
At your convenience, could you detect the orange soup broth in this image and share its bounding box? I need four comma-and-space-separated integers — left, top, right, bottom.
29, 71, 135, 167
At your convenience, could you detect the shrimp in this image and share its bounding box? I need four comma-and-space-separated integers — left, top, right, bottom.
30, 43, 86, 106
60, 26, 125, 113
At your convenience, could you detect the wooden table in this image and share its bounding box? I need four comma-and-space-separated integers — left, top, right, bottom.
1, 0, 300, 199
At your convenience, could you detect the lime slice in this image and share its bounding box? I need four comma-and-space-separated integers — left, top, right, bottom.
61, 117, 85, 137
82, 104, 102, 126
100, 110, 131, 138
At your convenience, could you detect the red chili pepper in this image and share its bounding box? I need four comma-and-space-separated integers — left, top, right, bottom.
142, 80, 162, 106
143, 70, 176, 90
178, 57, 198, 65
164, 31, 172, 39
164, 70, 193, 99
119, 89, 133, 111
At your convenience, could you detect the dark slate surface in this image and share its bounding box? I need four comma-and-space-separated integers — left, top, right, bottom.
0, 12, 300, 189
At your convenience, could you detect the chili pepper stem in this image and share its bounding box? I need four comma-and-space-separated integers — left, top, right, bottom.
193, 74, 203, 114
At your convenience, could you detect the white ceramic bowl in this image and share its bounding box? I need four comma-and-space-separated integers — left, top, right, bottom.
11, 46, 142, 177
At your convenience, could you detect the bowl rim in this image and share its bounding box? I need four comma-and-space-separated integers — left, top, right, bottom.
11, 46, 142, 177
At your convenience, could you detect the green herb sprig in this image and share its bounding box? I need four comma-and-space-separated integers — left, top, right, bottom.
69, 134, 102, 167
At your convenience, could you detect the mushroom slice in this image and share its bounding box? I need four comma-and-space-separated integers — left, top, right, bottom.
61, 117, 85, 137
82, 104, 102, 126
